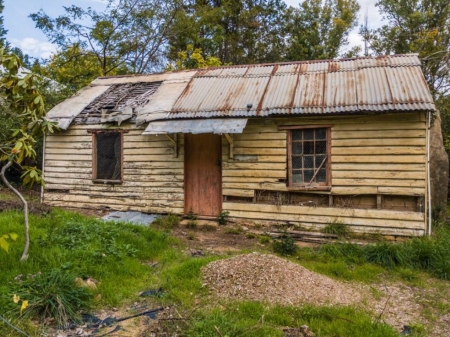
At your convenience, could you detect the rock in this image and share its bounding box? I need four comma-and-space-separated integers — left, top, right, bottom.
429, 111, 449, 220
300, 325, 314, 337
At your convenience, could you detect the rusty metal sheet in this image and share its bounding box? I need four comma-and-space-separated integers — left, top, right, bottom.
143, 118, 248, 135
169, 54, 434, 118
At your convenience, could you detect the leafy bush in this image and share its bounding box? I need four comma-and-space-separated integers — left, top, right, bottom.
9, 269, 92, 327
216, 210, 229, 226
272, 232, 298, 256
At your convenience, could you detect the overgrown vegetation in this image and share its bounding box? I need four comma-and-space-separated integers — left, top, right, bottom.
186, 302, 399, 337
299, 225, 450, 281
6, 269, 92, 327
322, 221, 352, 238
216, 210, 229, 226
272, 231, 298, 256
1, 205, 449, 335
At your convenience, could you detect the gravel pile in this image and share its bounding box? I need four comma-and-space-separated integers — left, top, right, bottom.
202, 252, 362, 306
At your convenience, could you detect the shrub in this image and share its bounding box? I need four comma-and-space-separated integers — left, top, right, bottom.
272, 232, 298, 256
322, 221, 352, 238
364, 242, 407, 268
9, 269, 92, 327
216, 211, 230, 226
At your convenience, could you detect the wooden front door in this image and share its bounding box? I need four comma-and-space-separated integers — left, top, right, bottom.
184, 133, 222, 216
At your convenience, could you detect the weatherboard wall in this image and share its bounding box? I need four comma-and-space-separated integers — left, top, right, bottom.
220, 112, 427, 236
43, 111, 427, 236
43, 123, 185, 214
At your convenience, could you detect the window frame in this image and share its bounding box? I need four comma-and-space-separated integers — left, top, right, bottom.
89, 129, 127, 184
279, 125, 332, 191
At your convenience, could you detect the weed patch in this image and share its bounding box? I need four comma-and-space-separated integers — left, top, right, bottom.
272, 231, 298, 256
5, 269, 92, 328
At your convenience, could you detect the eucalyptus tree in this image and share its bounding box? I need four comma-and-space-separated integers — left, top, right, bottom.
284, 0, 360, 61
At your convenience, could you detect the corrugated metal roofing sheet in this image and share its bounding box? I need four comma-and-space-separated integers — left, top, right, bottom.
168, 54, 435, 119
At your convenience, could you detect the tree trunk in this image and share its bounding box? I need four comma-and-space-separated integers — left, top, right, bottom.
0, 161, 29, 261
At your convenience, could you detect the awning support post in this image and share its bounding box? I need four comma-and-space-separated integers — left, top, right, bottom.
165, 133, 178, 158
224, 133, 233, 159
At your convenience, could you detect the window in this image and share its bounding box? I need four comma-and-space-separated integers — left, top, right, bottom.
92, 131, 123, 183
283, 126, 331, 189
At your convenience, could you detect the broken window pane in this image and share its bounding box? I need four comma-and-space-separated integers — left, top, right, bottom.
315, 141, 326, 154
304, 141, 314, 154
288, 128, 330, 187
304, 155, 314, 168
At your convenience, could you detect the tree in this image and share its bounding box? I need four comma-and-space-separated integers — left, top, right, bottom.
0, 49, 57, 261
30, 0, 183, 75
168, 0, 288, 65
284, 0, 360, 61
0, 0, 7, 48
39, 44, 115, 92
166, 44, 222, 70
363, 0, 450, 96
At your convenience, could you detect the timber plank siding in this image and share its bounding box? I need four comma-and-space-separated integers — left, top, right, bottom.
43, 112, 428, 236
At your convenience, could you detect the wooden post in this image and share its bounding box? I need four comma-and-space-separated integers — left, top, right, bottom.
165, 133, 178, 158
224, 133, 233, 159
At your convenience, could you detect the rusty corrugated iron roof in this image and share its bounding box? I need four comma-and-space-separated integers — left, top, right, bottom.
168, 54, 435, 119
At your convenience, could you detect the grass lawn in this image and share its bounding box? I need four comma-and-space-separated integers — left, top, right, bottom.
0, 200, 449, 336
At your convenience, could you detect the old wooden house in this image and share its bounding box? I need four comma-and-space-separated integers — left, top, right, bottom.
43, 54, 441, 236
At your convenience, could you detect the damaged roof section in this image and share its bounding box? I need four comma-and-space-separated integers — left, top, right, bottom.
74, 82, 162, 125
46, 54, 436, 131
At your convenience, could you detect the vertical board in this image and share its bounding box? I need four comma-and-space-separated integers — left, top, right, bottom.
184, 133, 222, 216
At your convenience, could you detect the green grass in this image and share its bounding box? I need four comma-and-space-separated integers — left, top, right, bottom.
0, 208, 222, 335
291, 225, 450, 283
186, 302, 399, 337
2, 207, 450, 336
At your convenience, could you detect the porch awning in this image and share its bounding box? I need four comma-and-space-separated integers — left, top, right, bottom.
142, 118, 248, 135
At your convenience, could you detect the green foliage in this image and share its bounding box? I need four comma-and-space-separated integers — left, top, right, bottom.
187, 207, 197, 221
224, 226, 243, 235
365, 0, 450, 96
166, 44, 222, 71
258, 234, 271, 244
187, 302, 398, 337
272, 232, 298, 256
364, 242, 407, 268
284, 0, 360, 61
216, 210, 230, 226
0, 209, 177, 309
7, 269, 92, 328
322, 221, 352, 239
30, 0, 182, 75
153, 213, 180, 230
0, 49, 57, 182
186, 220, 198, 230
0, 232, 18, 253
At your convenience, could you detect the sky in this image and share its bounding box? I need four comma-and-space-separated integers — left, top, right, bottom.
3, 0, 384, 61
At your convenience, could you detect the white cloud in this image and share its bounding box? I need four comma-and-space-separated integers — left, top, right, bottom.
10, 37, 57, 60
